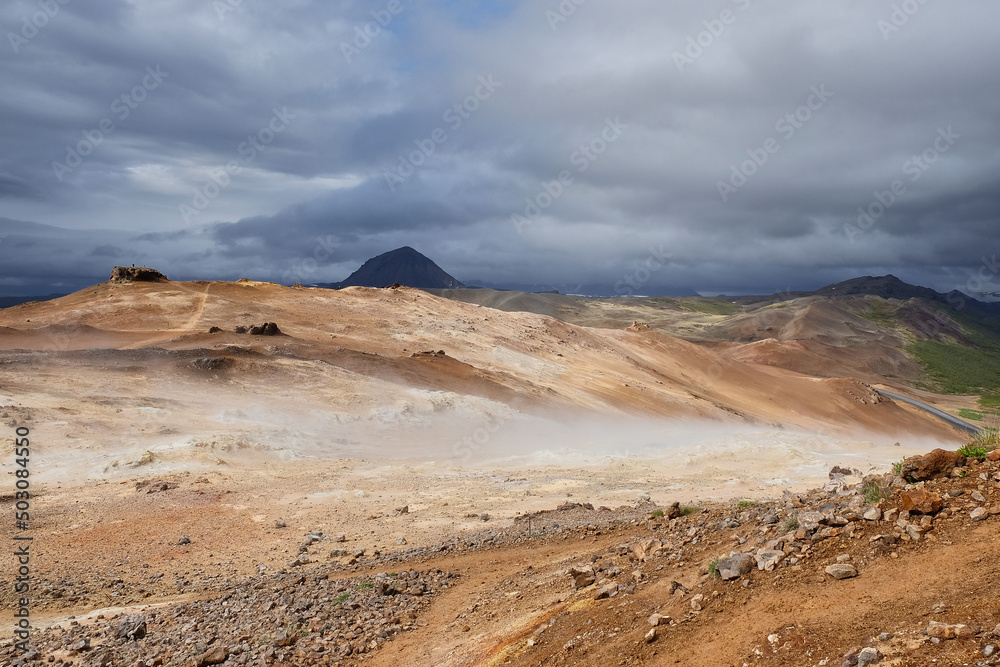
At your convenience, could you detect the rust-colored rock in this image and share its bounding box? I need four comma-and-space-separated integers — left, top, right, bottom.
899, 488, 944, 514
899, 449, 964, 482
109, 266, 167, 282
989, 449, 1000, 462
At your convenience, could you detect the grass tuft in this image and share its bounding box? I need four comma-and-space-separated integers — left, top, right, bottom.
679, 506, 699, 517
708, 559, 720, 579
736, 500, 756, 509
861, 479, 885, 505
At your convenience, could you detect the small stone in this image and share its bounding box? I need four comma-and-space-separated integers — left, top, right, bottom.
195, 646, 229, 667
970, 507, 988, 522
836, 554, 851, 563
971, 490, 987, 503
648, 613, 667, 627
825, 564, 858, 580
396, 536, 407, 545
332, 534, 346, 542
594, 583, 618, 600
644, 627, 657, 643
116, 615, 147, 641
878, 632, 892, 642
568, 565, 596, 589
716, 553, 754, 581
68, 637, 91, 652
932, 602, 947, 614
755, 550, 784, 572
690, 594, 704, 611
863, 508, 881, 521
395, 505, 409, 515
177, 535, 191, 545
984, 645, 997, 658
274, 519, 287, 528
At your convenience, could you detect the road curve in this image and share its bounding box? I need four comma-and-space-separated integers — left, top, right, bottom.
874, 388, 984, 436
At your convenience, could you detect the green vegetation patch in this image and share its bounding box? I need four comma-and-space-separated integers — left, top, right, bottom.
959, 408, 985, 421
859, 300, 901, 328
957, 444, 991, 459
678, 298, 740, 316
909, 339, 1000, 394
979, 394, 1000, 408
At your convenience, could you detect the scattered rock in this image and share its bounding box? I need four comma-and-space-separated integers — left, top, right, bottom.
971, 490, 987, 503
690, 594, 704, 611
274, 519, 287, 529
568, 565, 596, 589
195, 645, 229, 667
825, 564, 858, 580
863, 508, 882, 521
644, 627, 657, 643
899, 488, 944, 514
594, 583, 618, 600
926, 620, 975, 639
716, 553, 754, 581
857, 647, 883, 666
970, 507, 988, 522
176, 535, 191, 545
648, 613, 668, 627
755, 549, 784, 572
395, 505, 409, 515
115, 615, 147, 641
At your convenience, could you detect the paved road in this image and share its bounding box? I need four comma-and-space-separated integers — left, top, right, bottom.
874, 388, 984, 436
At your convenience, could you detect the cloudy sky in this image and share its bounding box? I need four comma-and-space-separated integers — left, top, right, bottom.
1, 0, 998, 297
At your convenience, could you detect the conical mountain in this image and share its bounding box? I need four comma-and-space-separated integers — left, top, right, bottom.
330, 247, 464, 289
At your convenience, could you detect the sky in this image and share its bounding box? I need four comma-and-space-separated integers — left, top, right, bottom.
1, 0, 999, 297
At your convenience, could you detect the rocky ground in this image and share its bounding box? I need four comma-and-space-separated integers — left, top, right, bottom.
4, 446, 1000, 666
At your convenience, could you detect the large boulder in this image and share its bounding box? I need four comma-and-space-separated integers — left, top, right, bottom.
899, 449, 964, 482
110, 266, 167, 282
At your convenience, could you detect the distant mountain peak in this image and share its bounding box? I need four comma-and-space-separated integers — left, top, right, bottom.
322, 247, 464, 289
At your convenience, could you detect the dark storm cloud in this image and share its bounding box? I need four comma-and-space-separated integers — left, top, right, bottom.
1, 0, 999, 298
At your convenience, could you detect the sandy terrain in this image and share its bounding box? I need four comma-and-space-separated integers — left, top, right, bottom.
1, 277, 985, 665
